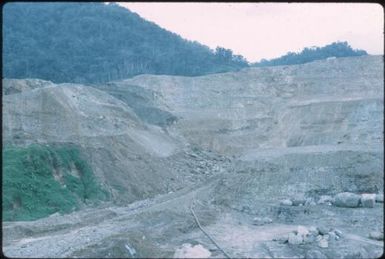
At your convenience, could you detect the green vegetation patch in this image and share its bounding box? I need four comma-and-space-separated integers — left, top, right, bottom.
3, 144, 109, 221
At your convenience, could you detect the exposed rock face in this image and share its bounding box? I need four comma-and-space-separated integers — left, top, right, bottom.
93, 82, 177, 127
1, 54, 383, 259
2, 83, 212, 204
122, 55, 383, 154
114, 55, 383, 209
3, 55, 383, 208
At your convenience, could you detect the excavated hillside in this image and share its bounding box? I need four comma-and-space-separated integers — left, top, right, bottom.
2, 55, 384, 258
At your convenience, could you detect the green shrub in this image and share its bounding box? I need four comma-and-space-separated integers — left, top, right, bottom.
2, 144, 109, 221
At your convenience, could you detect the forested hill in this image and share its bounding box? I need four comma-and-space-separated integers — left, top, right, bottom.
3, 2, 248, 84
253, 41, 367, 67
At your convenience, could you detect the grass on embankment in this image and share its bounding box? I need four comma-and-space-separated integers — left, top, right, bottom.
3, 144, 109, 221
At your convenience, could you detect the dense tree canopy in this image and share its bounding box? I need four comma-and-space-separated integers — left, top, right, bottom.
253, 42, 367, 67
3, 2, 248, 84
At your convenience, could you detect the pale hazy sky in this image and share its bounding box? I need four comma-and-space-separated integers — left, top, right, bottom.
118, 2, 383, 62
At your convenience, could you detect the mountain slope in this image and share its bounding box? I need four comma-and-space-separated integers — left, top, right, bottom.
252, 41, 367, 67
3, 2, 248, 84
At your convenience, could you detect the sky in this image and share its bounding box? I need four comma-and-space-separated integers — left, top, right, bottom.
118, 2, 384, 63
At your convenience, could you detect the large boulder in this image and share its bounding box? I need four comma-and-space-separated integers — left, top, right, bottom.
360, 193, 376, 208
280, 199, 293, 206
173, 243, 211, 258
288, 232, 303, 245
317, 237, 328, 248
333, 192, 361, 208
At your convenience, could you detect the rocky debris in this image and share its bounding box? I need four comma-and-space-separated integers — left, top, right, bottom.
252, 217, 273, 226
333, 229, 343, 238
304, 198, 316, 206
317, 195, 334, 205
360, 193, 376, 208
280, 197, 315, 207
173, 243, 211, 258
279, 225, 342, 248
305, 249, 327, 259
280, 199, 293, 206
369, 231, 384, 241
292, 197, 306, 206
333, 192, 361, 208
303, 233, 316, 244
297, 226, 309, 237
375, 194, 384, 203
308, 226, 319, 236
272, 234, 289, 244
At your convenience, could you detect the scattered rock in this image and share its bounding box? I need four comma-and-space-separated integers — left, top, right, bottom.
333, 229, 343, 238
375, 194, 384, 203
252, 217, 273, 226
305, 249, 327, 259
333, 192, 360, 208
288, 232, 303, 245
317, 195, 333, 204
360, 193, 376, 208
280, 199, 293, 206
173, 243, 211, 258
369, 231, 384, 241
